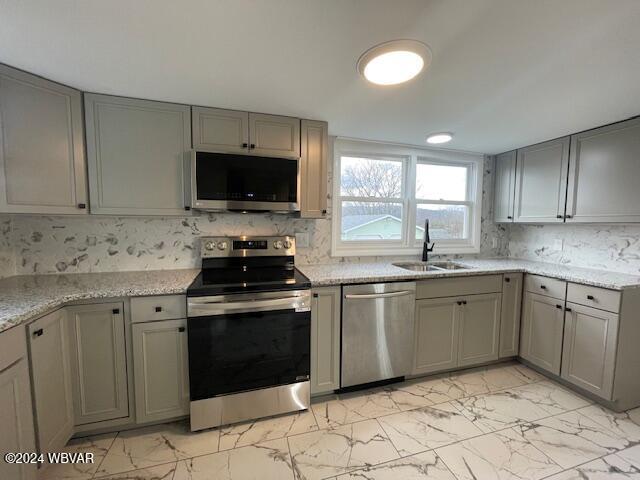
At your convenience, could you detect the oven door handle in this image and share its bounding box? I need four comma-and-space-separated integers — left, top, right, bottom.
188, 293, 310, 317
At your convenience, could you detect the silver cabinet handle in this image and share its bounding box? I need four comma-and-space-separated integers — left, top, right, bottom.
344, 290, 413, 300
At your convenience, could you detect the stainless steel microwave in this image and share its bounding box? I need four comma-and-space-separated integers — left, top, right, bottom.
189, 151, 300, 212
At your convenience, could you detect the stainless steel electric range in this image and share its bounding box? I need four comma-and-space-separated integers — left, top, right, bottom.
186, 236, 311, 431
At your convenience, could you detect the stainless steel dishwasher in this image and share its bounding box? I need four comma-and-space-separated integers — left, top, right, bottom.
341, 282, 416, 388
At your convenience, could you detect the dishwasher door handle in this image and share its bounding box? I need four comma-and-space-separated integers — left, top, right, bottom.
344, 290, 414, 300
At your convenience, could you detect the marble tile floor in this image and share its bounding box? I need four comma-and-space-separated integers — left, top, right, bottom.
39, 362, 640, 480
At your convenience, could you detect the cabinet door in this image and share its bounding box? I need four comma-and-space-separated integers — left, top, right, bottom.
0, 359, 37, 480
28, 309, 74, 454
566, 117, 640, 223
310, 287, 340, 394
192, 106, 249, 154
300, 120, 328, 218
500, 273, 523, 357
67, 303, 129, 425
493, 151, 516, 222
249, 113, 300, 158
132, 319, 189, 423
0, 64, 87, 214
561, 303, 618, 400
85, 94, 191, 215
520, 292, 565, 374
458, 293, 502, 367
413, 297, 460, 375
514, 137, 570, 223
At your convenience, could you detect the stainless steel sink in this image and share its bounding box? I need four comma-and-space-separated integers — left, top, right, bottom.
392, 261, 469, 272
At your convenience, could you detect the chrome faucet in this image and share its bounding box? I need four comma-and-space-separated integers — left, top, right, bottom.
422, 219, 435, 262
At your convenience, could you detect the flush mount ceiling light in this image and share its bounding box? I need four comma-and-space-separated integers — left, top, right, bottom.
357, 39, 432, 85
426, 132, 453, 144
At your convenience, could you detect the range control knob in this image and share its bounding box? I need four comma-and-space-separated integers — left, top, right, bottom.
273, 240, 283, 250
204, 241, 216, 251
283, 239, 292, 249
217, 241, 228, 251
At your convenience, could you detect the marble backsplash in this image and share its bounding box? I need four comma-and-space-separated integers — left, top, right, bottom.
0, 155, 507, 276
508, 224, 640, 275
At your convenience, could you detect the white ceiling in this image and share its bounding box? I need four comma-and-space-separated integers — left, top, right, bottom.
1, 0, 640, 154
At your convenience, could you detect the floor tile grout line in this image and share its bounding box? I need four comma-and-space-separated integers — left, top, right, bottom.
90, 432, 119, 479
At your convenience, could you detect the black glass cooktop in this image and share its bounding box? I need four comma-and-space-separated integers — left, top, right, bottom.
187, 259, 310, 297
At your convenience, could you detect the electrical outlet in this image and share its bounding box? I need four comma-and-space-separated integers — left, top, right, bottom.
295, 232, 310, 248
553, 238, 564, 251
492, 237, 498, 249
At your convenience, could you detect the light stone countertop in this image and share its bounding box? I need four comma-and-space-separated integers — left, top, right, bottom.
2, 258, 640, 335
297, 258, 640, 290
0, 269, 200, 334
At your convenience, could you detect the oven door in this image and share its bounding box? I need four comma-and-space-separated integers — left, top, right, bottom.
187, 290, 310, 400
191, 151, 299, 211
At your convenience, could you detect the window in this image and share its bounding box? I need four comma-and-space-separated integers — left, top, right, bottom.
332, 139, 483, 256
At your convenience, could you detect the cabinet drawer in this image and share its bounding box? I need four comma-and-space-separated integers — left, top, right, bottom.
524, 274, 566, 299
131, 295, 186, 323
0, 326, 27, 372
567, 283, 620, 313
416, 275, 502, 300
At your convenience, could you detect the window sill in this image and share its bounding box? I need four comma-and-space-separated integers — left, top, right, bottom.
332, 244, 481, 257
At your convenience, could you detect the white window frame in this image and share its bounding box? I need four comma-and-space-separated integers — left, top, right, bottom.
332, 138, 483, 257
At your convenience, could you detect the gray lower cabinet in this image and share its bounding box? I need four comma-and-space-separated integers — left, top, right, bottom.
248, 113, 300, 158
192, 106, 250, 153
520, 292, 565, 374
493, 150, 516, 222
84, 93, 191, 215
413, 297, 459, 375
300, 120, 329, 218
310, 287, 341, 394
566, 117, 640, 223
132, 319, 189, 423
458, 293, 502, 367
66, 303, 129, 425
28, 309, 74, 455
0, 64, 87, 215
500, 273, 523, 357
0, 326, 36, 480
561, 303, 618, 400
514, 137, 570, 223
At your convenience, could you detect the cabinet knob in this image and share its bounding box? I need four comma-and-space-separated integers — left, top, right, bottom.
178, 327, 186, 333
463, 300, 467, 305
540, 285, 547, 290
504, 277, 510, 283
507, 216, 513, 220
155, 306, 162, 312
77, 203, 87, 209
250, 143, 256, 149
322, 209, 327, 214
587, 295, 594, 300
556, 215, 563, 219
112, 308, 120, 314
32, 328, 43, 338
242, 142, 248, 148
312, 293, 318, 298
184, 206, 191, 211
556, 304, 562, 309
565, 214, 572, 219
565, 307, 572, 312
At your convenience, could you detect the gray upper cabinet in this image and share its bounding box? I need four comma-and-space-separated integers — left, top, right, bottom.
0, 64, 87, 214
28, 309, 74, 455
457, 293, 501, 367
499, 273, 523, 358
561, 302, 618, 400
310, 287, 341, 395
493, 151, 516, 223
132, 318, 189, 423
67, 303, 129, 425
566, 117, 640, 223
514, 137, 570, 223
520, 291, 565, 375
85, 94, 191, 215
300, 120, 328, 218
192, 107, 249, 154
249, 113, 300, 158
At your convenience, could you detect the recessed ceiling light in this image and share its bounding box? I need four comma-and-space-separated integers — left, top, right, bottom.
357, 40, 432, 86
426, 132, 453, 144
